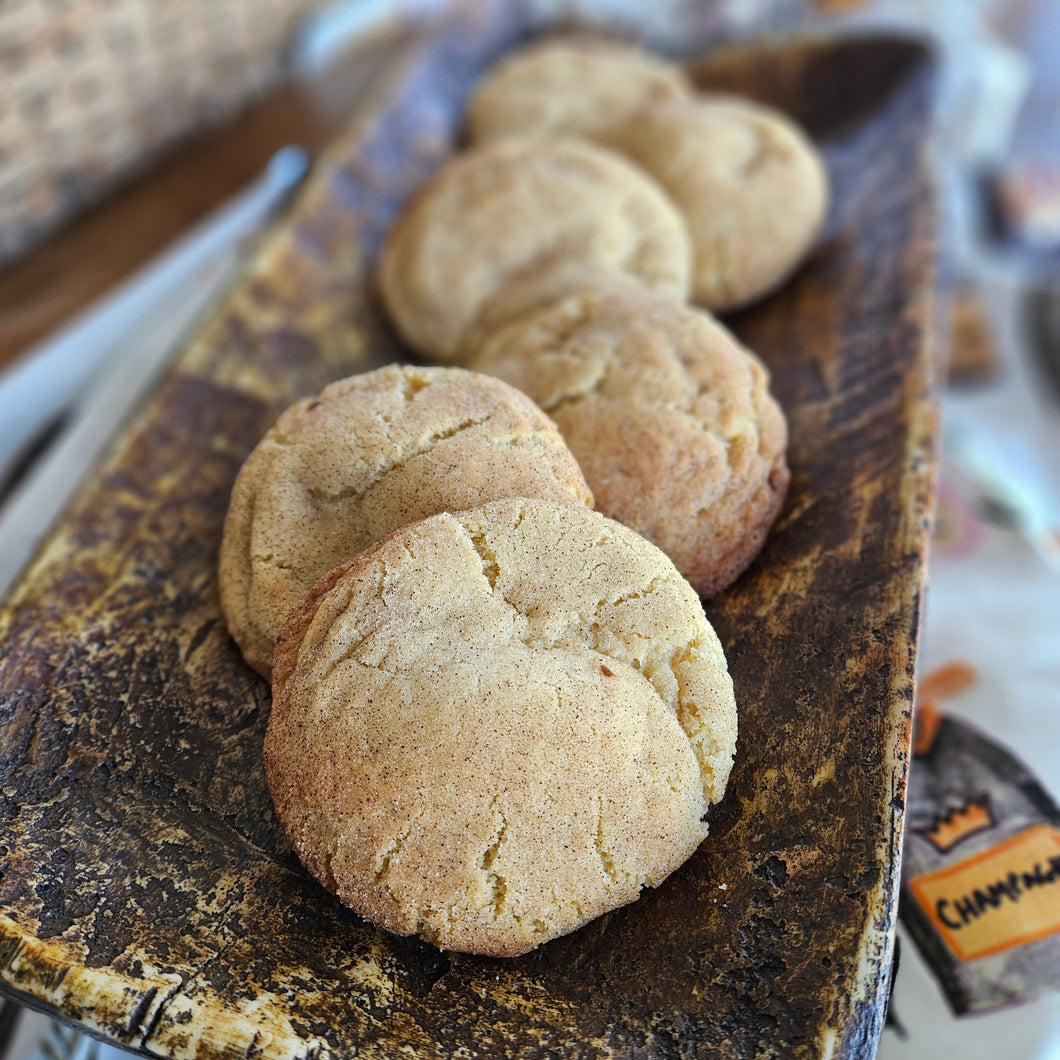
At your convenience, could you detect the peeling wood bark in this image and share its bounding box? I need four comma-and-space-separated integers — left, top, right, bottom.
0, 11, 937, 1060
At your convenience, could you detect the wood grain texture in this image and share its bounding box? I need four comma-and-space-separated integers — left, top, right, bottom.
0, 10, 938, 1060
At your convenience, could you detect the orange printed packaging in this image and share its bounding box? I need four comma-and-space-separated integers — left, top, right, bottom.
900, 692, 1060, 1015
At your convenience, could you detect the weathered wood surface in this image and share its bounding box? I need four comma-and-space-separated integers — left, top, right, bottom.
0, 11, 937, 1060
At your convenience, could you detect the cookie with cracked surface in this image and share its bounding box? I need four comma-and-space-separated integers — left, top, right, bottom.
378, 137, 692, 362
464, 291, 790, 597
466, 37, 692, 144
458, 260, 648, 360
218, 364, 592, 679
266, 497, 738, 957
601, 95, 829, 311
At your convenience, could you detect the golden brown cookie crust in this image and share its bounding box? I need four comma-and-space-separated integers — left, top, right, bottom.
467, 37, 692, 144
602, 95, 829, 311
378, 137, 692, 362
218, 364, 592, 678
464, 292, 790, 597
266, 498, 737, 957
459, 260, 647, 360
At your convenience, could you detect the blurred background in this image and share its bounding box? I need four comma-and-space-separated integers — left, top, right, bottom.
1, 0, 1058, 1058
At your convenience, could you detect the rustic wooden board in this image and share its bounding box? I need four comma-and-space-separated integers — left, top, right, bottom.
0, 10, 937, 1060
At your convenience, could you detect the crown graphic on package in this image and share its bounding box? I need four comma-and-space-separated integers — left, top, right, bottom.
917, 798, 995, 854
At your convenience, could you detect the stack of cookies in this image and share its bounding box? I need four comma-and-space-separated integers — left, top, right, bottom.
219, 36, 830, 958
381, 35, 828, 599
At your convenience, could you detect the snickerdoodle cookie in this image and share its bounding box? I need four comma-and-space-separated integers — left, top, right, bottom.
265, 498, 738, 957
218, 365, 592, 678
601, 95, 828, 311
464, 291, 789, 597
467, 37, 692, 144
378, 137, 692, 362
460, 260, 646, 360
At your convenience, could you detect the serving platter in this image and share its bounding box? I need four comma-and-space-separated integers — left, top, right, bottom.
0, 8, 937, 1058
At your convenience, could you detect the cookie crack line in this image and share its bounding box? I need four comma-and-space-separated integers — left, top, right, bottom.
593, 571, 674, 613
527, 347, 617, 415
460, 521, 528, 625
674, 404, 759, 470
251, 551, 298, 572
596, 793, 634, 889
456, 521, 709, 761
399, 369, 431, 403
467, 528, 500, 589
303, 413, 494, 506
480, 807, 510, 919
319, 629, 394, 683
373, 810, 424, 886
739, 115, 791, 178
541, 363, 752, 462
